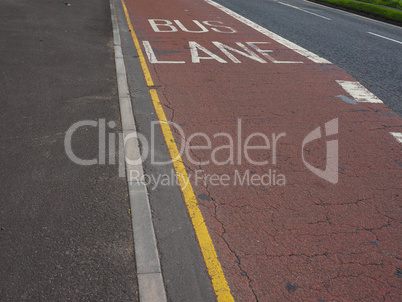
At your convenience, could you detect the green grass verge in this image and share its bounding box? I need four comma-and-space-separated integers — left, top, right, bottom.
313, 0, 402, 23
357, 0, 402, 10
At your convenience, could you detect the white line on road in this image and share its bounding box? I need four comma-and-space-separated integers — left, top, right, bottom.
390, 132, 402, 144
277, 1, 331, 20
368, 32, 402, 45
336, 80, 383, 103
204, 0, 332, 64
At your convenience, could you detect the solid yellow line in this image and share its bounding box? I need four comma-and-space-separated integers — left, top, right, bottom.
121, 0, 154, 87
120, 1, 235, 301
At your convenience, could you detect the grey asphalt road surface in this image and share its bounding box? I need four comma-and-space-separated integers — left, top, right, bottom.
0, 0, 138, 300
214, 0, 402, 116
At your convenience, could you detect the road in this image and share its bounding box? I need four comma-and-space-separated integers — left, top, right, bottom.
1, 0, 401, 301
117, 0, 401, 301
214, 0, 402, 116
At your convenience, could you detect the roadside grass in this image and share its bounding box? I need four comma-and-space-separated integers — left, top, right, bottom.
357, 0, 402, 10
312, 0, 402, 23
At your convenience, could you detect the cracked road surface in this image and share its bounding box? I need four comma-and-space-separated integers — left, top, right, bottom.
119, 0, 401, 300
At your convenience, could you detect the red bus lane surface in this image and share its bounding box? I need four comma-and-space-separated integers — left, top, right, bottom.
122, 0, 401, 300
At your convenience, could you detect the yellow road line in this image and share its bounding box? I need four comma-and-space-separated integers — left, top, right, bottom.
121, 1, 235, 301
121, 1, 154, 87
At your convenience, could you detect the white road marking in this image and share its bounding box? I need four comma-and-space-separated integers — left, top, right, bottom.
247, 41, 303, 63
336, 80, 383, 103
204, 0, 332, 64
278, 1, 331, 20
367, 32, 402, 45
189, 41, 227, 63
390, 132, 402, 144
110, 1, 167, 301
143, 41, 185, 63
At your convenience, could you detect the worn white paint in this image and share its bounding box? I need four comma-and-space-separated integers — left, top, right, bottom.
336, 80, 383, 103
189, 41, 227, 63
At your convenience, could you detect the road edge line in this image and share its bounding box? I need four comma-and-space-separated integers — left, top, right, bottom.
277, 1, 332, 20
120, 0, 235, 301
110, 1, 167, 301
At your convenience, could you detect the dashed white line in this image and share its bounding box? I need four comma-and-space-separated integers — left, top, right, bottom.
367, 32, 402, 45
278, 1, 331, 20
390, 132, 402, 144
204, 0, 332, 64
336, 80, 383, 103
